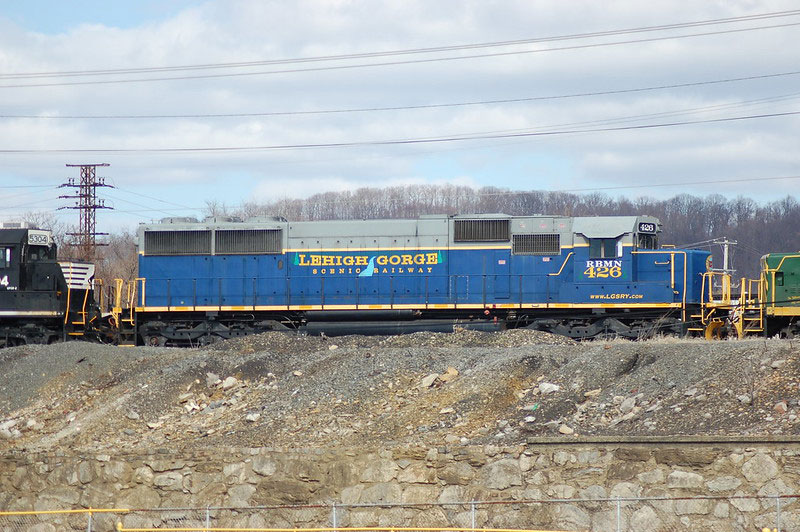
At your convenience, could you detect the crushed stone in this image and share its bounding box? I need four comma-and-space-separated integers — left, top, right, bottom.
0, 330, 797, 453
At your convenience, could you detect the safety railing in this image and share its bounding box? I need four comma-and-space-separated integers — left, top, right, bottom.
693, 271, 732, 337
700, 271, 732, 306
3, 495, 797, 532
0, 508, 127, 532
110, 279, 138, 324
114, 495, 793, 532
732, 276, 764, 337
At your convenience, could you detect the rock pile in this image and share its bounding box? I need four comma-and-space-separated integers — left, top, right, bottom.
0, 333, 797, 453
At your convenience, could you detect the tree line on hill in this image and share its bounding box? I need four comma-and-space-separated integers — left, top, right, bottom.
24, 185, 800, 282
214, 185, 798, 279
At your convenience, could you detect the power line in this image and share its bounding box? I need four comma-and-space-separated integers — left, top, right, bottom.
1, 110, 797, 154
390, 91, 800, 141
3, 70, 799, 120
2, 21, 800, 89
556, 174, 800, 193
112, 185, 197, 210
3, 10, 799, 80
1, 196, 64, 211
86, 174, 800, 215
100, 190, 179, 219
0, 186, 62, 205
6, 10, 800, 79
3, 174, 798, 218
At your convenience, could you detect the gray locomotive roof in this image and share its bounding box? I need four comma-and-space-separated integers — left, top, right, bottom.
139, 215, 657, 234
136, 214, 661, 256
572, 216, 657, 239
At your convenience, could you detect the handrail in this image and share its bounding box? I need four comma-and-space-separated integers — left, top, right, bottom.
548, 252, 573, 277
136, 277, 145, 308
0, 508, 128, 516
701, 271, 732, 305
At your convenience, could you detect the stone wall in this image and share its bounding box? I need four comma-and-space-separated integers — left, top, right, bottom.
1, 443, 798, 531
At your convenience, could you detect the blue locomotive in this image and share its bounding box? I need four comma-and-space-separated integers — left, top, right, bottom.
130, 213, 711, 345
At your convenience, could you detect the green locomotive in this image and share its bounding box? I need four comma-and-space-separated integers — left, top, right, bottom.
699, 251, 800, 338
760, 252, 800, 337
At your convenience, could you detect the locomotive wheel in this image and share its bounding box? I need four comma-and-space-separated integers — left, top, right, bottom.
704, 321, 727, 340
146, 335, 167, 347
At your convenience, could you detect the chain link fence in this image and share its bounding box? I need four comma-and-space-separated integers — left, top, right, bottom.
0, 509, 126, 532
1, 495, 797, 531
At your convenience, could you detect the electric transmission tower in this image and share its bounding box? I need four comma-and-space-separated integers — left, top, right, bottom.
59, 163, 113, 262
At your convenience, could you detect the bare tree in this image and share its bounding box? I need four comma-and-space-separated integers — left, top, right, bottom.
203, 199, 230, 218
203, 186, 800, 279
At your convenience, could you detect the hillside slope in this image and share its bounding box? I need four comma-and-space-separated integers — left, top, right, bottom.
0, 331, 797, 453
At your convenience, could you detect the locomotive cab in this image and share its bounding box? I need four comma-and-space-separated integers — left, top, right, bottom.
758, 252, 800, 337
0, 224, 100, 346
0, 225, 59, 294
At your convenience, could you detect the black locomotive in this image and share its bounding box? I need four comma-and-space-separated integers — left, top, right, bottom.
0, 224, 101, 346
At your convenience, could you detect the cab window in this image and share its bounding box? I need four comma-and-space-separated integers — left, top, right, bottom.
589, 238, 618, 259
637, 233, 658, 249
776, 272, 785, 286
0, 248, 10, 268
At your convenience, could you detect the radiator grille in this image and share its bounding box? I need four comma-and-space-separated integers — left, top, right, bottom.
215, 229, 282, 254
513, 233, 561, 255
144, 230, 212, 255
454, 219, 510, 242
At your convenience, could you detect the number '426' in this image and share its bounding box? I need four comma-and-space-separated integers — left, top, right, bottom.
584, 266, 622, 278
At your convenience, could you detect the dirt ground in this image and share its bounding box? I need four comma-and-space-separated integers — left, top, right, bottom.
0, 330, 797, 453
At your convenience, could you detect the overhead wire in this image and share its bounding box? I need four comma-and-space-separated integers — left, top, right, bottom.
3, 196, 64, 211
3, 10, 798, 80
111, 185, 197, 210
3, 90, 795, 178
5, 173, 800, 226
2, 70, 799, 120
0, 186, 62, 206
0, 109, 797, 154
2, 21, 800, 88
386, 90, 800, 141
99, 190, 178, 219
41, 173, 800, 216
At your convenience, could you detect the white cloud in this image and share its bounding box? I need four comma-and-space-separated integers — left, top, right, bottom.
0, 0, 798, 226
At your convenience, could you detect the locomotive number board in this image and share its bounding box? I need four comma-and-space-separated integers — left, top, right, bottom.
581, 259, 628, 280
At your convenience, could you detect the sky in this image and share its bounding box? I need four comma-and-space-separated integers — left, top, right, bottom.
0, 1, 799, 231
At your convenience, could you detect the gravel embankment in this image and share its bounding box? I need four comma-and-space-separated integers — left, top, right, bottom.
0, 330, 797, 453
